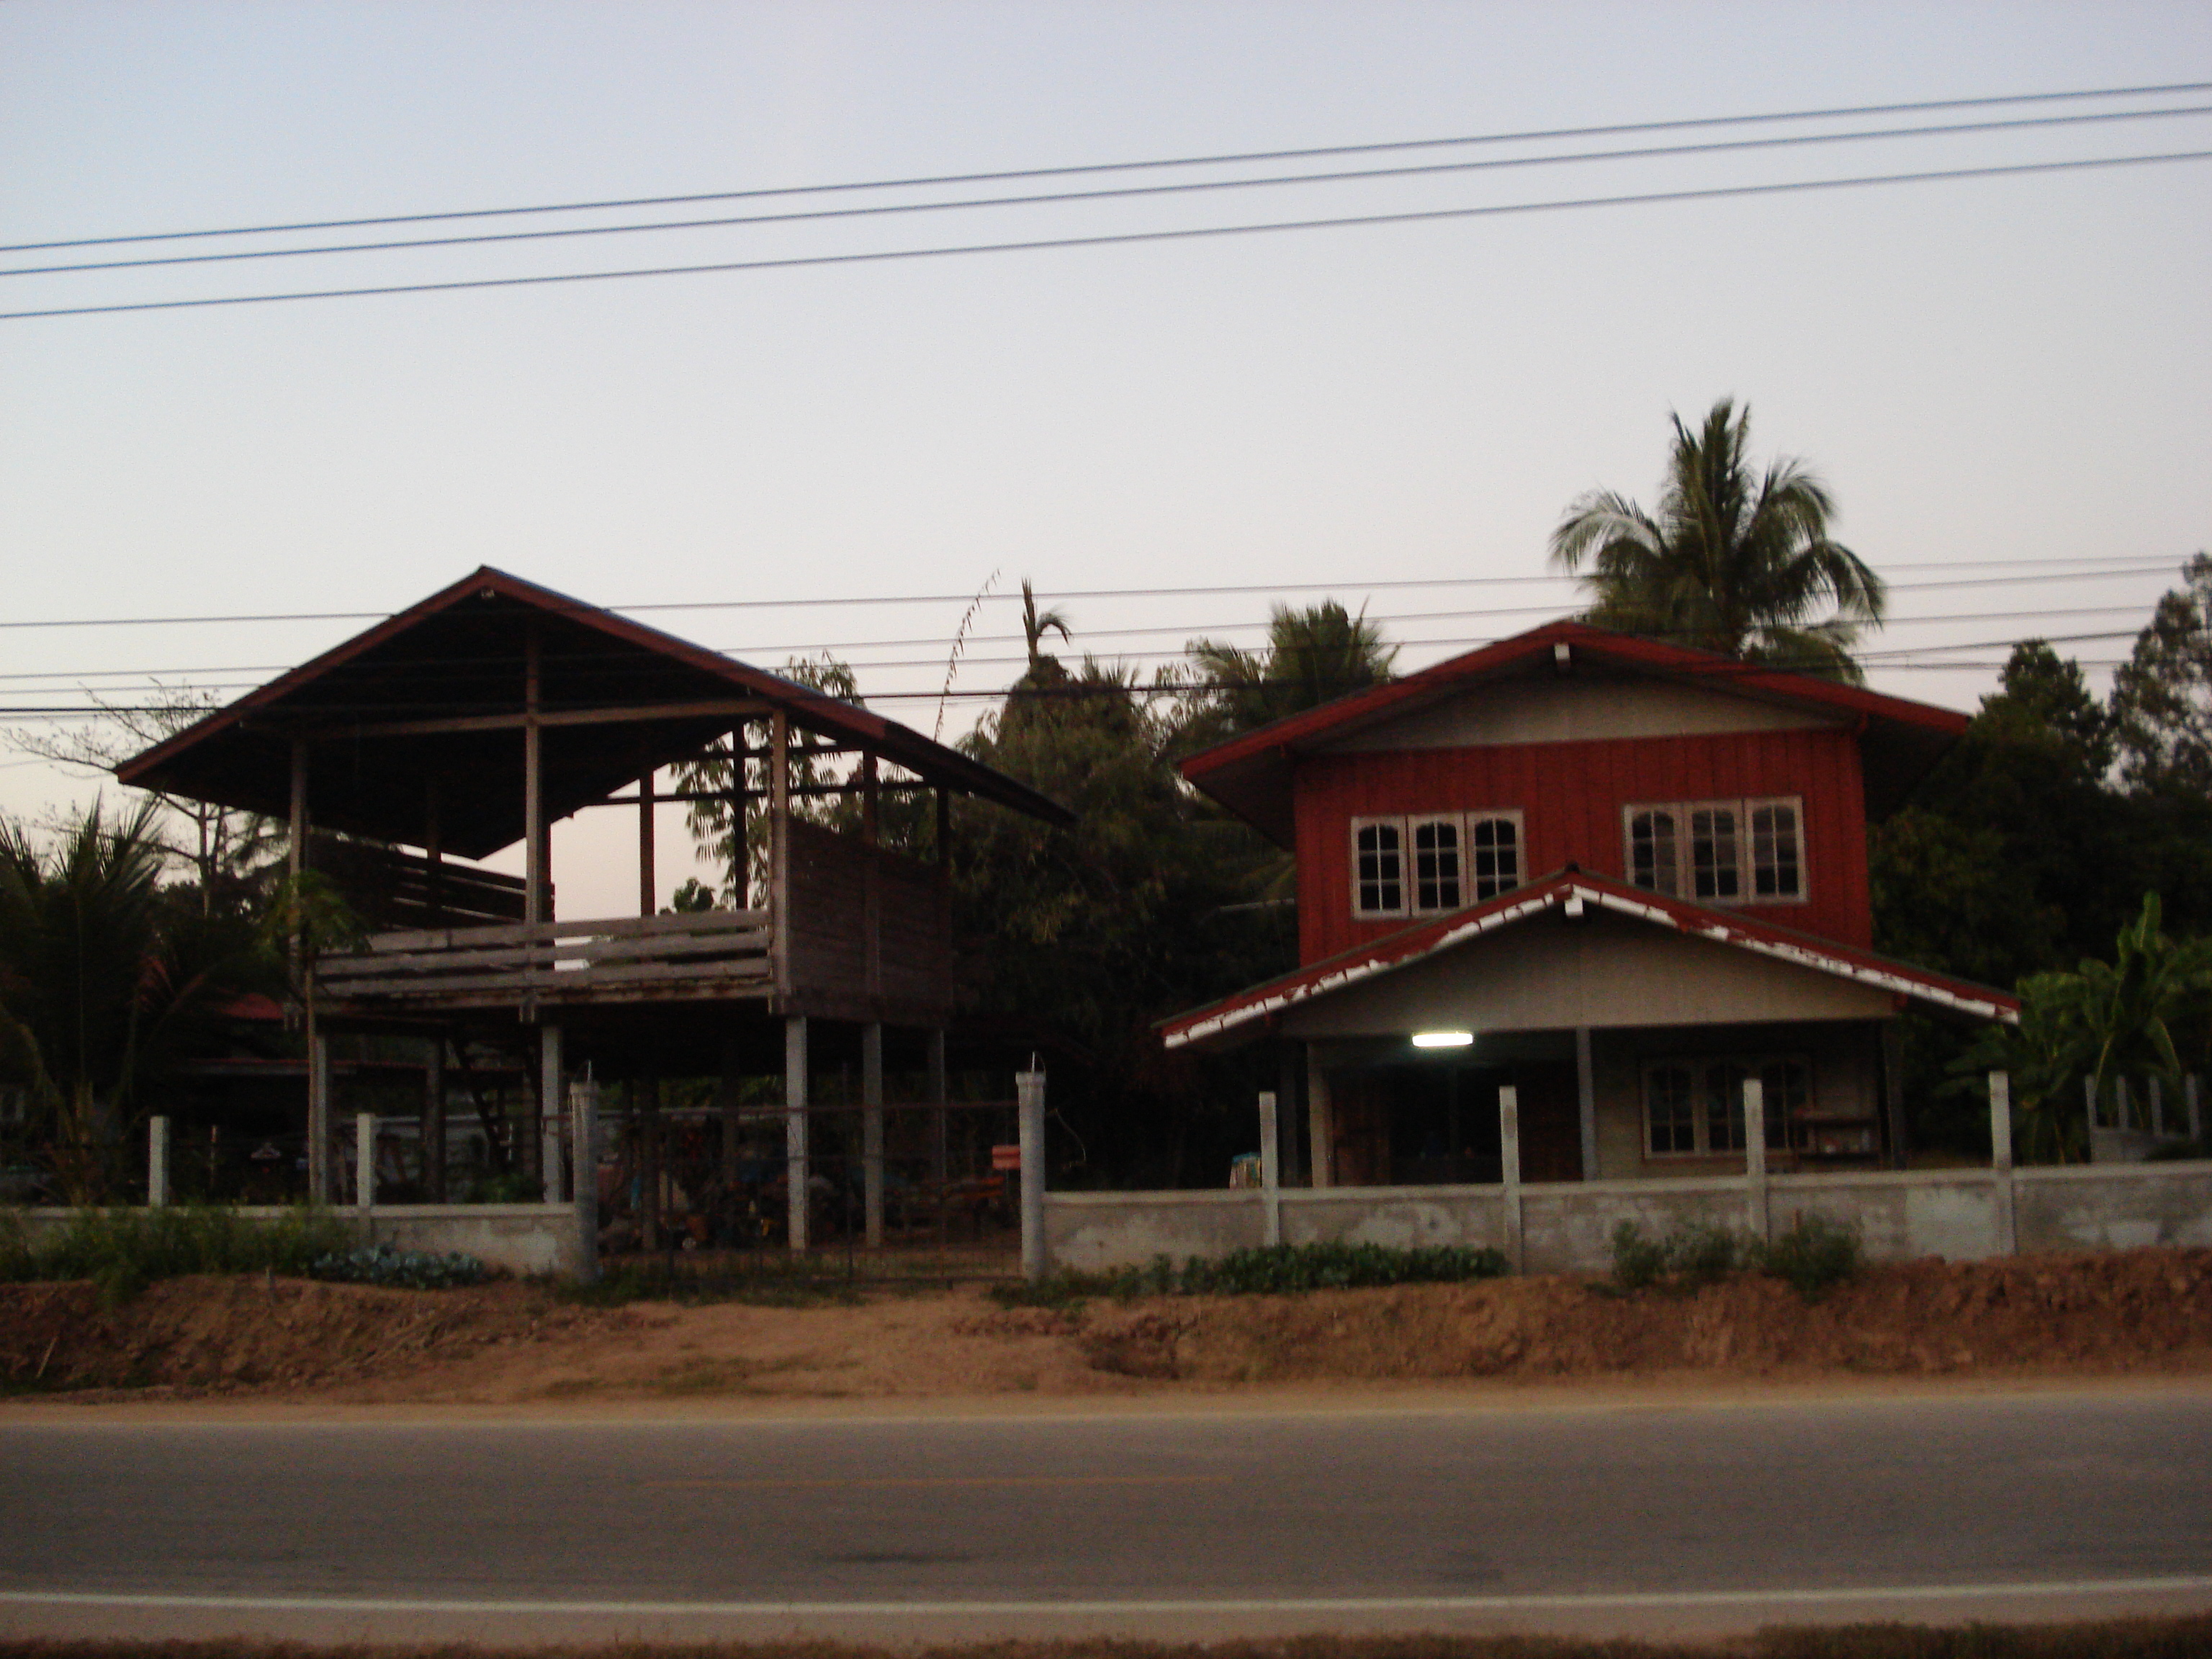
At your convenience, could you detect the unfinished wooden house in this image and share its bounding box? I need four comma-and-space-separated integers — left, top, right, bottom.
116, 567, 1071, 1248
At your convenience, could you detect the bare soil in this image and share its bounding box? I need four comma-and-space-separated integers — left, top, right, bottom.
5, 1248, 2211, 1406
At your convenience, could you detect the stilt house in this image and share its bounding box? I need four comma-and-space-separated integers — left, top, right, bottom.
117, 567, 1071, 1245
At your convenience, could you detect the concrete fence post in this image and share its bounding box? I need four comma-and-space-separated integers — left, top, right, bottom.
1258, 1091, 1282, 1247
539, 1022, 565, 1204
1743, 1076, 1769, 1243
355, 1112, 375, 1212
2085, 1074, 2099, 1134
148, 1115, 170, 1208
2149, 1076, 2164, 1138
308, 1032, 332, 1204
1990, 1069, 2017, 1256
1498, 1084, 1523, 1274
571, 1076, 600, 1285
1017, 1069, 1046, 1282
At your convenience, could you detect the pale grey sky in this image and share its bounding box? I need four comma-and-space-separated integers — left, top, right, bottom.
3, 2, 2208, 914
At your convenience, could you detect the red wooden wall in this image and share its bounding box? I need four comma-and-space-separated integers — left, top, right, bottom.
1292, 726, 1871, 963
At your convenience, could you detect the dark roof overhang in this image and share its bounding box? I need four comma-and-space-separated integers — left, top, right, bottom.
115, 566, 1072, 858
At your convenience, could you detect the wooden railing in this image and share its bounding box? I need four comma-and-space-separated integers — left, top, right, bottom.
318, 909, 772, 1006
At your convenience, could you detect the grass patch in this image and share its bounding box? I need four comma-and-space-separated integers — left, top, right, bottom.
1609, 1213, 1864, 1302
0, 1205, 359, 1305
992, 1241, 1509, 1310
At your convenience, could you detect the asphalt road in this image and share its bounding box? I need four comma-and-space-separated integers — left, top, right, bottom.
5, 1390, 2211, 1642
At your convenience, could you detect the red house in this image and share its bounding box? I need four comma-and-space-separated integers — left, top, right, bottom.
1159, 621, 2018, 1188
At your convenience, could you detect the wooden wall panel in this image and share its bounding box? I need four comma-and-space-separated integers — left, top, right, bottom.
1295, 727, 1870, 963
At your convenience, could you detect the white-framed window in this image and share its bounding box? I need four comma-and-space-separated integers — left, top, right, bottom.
1624, 796, 1804, 904
1352, 810, 1524, 918
1641, 1056, 1809, 1159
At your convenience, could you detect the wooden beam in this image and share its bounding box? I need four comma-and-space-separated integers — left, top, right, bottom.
637, 744, 655, 920
300, 698, 772, 741
523, 623, 544, 930
769, 707, 791, 997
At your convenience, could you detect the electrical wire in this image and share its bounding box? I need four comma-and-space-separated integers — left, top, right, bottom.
7, 148, 2208, 323
0, 555, 2187, 634
14, 102, 2208, 279
13, 79, 2204, 255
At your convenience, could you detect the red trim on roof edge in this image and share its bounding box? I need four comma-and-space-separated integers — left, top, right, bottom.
1158, 868, 2018, 1049
1179, 619, 1969, 786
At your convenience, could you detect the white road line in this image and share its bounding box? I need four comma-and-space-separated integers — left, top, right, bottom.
6, 1578, 2212, 1617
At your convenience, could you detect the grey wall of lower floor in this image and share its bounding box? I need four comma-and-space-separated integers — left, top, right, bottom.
1043, 1161, 2212, 1274
13, 1204, 588, 1280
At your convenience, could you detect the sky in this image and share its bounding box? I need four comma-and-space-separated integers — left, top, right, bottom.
2, 1, 2209, 917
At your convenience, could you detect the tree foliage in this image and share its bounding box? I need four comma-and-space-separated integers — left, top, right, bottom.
1177, 600, 1398, 755
2112, 551, 2212, 795
1548, 399, 1885, 679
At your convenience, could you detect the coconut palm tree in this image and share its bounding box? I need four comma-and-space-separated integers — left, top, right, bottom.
1548, 399, 1886, 680
1182, 599, 1398, 747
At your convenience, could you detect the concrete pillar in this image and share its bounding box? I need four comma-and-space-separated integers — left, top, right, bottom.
1574, 1025, 1598, 1182
785, 1015, 809, 1254
1990, 1069, 2017, 1256
1258, 1091, 1282, 1247
2116, 1076, 2133, 1133
539, 1024, 565, 1203
862, 1021, 885, 1249
356, 1111, 376, 1211
927, 1028, 948, 1204
308, 1032, 332, 1205
1305, 1047, 1334, 1190
1498, 1084, 1523, 1273
148, 1115, 170, 1208
2189, 1074, 2203, 1144
1743, 1075, 1769, 1243
1017, 1068, 1046, 1282
2150, 1076, 2165, 1138
423, 1038, 446, 1203
571, 1075, 599, 1285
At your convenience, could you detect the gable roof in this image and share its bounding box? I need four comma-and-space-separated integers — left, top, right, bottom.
115, 566, 1071, 859
1158, 866, 2018, 1051
1182, 619, 1970, 845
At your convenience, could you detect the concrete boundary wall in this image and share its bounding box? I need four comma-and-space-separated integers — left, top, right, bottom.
12, 1204, 586, 1280
1043, 1160, 2212, 1275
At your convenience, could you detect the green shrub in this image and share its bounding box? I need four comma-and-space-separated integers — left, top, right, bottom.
1611, 1214, 1863, 1302
1753, 1212, 1863, 1301
307, 1243, 489, 1290
0, 1205, 359, 1303
990, 1241, 1507, 1308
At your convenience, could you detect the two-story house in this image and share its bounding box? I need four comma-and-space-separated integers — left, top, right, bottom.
1159, 620, 2018, 1188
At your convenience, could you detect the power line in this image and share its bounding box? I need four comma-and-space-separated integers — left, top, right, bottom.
15, 102, 2209, 279
8, 147, 2208, 323
0, 557, 2185, 634
12, 79, 2206, 256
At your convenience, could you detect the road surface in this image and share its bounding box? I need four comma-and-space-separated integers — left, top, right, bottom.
4, 1388, 2210, 1642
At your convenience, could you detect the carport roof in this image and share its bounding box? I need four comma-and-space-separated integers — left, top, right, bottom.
114, 566, 1072, 860
1157, 868, 2019, 1051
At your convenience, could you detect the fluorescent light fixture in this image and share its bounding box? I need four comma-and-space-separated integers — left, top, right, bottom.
1411, 1030, 1474, 1048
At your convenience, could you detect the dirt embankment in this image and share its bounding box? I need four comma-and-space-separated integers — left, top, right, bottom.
5, 1247, 2211, 1404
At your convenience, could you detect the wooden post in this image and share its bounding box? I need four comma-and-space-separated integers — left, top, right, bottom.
356, 1111, 375, 1211
861, 752, 883, 1005
148, 1115, 170, 1208
768, 709, 791, 995
727, 725, 748, 909
287, 738, 308, 998
1306, 1048, 1334, 1189
1990, 1069, 2017, 1254
423, 1036, 446, 1202
308, 1030, 331, 1205
571, 1074, 599, 1285
1277, 1047, 1303, 1187
1743, 1075, 1769, 1243
1258, 1091, 1282, 1246
927, 1027, 948, 1218
637, 750, 655, 917
523, 622, 545, 929
1574, 1025, 1598, 1181
424, 778, 444, 925
1882, 1020, 1910, 1170
1498, 1084, 1523, 1273
2189, 1074, 2203, 1145
1017, 1067, 1046, 1282
539, 1024, 564, 1203
785, 1014, 809, 1254
862, 1022, 885, 1249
